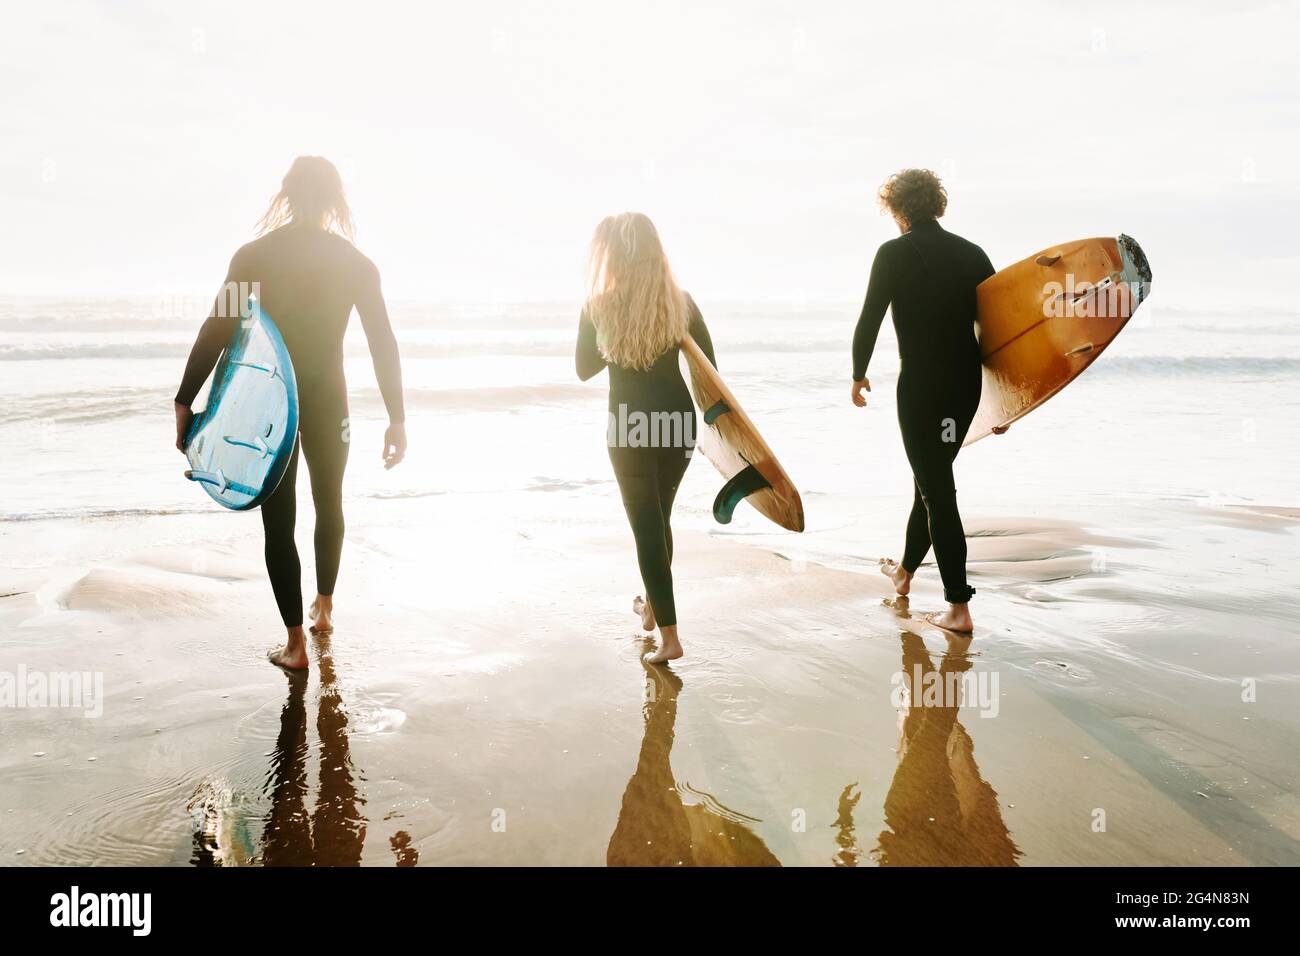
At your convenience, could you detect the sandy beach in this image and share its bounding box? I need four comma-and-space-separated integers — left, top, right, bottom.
3, 478, 1297, 866
4, 281, 1300, 869
2, 284, 1299, 868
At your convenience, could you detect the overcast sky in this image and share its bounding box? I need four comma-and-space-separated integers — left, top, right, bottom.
4, 0, 1298, 308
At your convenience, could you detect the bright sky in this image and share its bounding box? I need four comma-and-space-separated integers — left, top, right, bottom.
4, 0, 1298, 307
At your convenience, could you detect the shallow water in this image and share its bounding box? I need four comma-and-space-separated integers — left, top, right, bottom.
1, 298, 1298, 865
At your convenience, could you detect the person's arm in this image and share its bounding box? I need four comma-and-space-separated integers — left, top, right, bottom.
575, 307, 607, 381
852, 242, 893, 382
355, 256, 407, 469
976, 246, 1007, 433
850, 242, 893, 407
685, 294, 716, 369
174, 252, 245, 449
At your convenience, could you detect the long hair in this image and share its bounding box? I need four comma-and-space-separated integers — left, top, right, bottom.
256, 156, 356, 241
585, 213, 689, 371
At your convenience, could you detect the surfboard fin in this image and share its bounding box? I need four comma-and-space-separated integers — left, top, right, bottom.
713, 464, 772, 525
184, 468, 258, 498
223, 434, 273, 457
703, 399, 731, 426
185, 468, 229, 493
232, 360, 281, 381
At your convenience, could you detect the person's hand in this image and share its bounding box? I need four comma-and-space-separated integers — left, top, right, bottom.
174, 401, 194, 452
851, 377, 871, 408
383, 421, 407, 470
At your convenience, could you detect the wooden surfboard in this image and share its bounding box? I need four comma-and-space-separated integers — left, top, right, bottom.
965, 234, 1152, 445
680, 336, 804, 532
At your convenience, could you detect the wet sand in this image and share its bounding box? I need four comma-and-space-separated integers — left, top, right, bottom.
1, 491, 1298, 866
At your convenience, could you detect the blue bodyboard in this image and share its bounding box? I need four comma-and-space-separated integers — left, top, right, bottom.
183, 307, 299, 510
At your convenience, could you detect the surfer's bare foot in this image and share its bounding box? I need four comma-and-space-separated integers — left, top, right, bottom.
644, 625, 683, 665
879, 558, 913, 596
633, 595, 656, 631
268, 627, 309, 671
309, 595, 334, 635
924, 603, 973, 634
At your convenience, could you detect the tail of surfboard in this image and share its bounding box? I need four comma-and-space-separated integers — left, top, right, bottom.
680, 336, 805, 533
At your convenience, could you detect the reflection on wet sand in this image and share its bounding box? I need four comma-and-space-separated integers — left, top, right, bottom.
191, 636, 416, 866
257, 667, 313, 865
868, 621, 1020, 866
832, 783, 862, 867
607, 646, 780, 866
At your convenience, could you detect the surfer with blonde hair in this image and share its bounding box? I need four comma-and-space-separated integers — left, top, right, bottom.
175, 156, 407, 670
852, 169, 994, 634
576, 213, 716, 664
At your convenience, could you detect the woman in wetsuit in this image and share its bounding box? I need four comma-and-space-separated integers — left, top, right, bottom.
851, 169, 994, 633
174, 156, 407, 671
576, 213, 715, 665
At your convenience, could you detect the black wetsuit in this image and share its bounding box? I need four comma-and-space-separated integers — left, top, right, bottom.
576, 294, 715, 628
852, 219, 994, 604
176, 226, 405, 627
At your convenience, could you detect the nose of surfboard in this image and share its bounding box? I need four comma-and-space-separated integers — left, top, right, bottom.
1117, 234, 1152, 305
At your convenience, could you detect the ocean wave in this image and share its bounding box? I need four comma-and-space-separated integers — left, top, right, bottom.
0, 314, 569, 333
351, 382, 599, 413
0, 342, 193, 361
0, 316, 193, 333
0, 337, 864, 362
0, 505, 212, 523
1137, 322, 1300, 335
1142, 304, 1300, 320
0, 301, 851, 332
0, 382, 597, 428
0, 303, 581, 333
1085, 355, 1300, 377
0, 340, 589, 362
0, 386, 173, 425
360, 489, 448, 500
2, 297, 1295, 333
2, 357, 1294, 430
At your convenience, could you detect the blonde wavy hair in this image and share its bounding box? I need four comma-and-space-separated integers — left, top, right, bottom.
585, 213, 689, 370
256, 156, 356, 241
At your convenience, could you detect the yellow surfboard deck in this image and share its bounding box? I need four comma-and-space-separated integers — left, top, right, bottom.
680, 336, 804, 532
966, 234, 1152, 445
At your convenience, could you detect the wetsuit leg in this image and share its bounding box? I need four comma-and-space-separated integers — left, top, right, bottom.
901, 479, 931, 573
298, 386, 351, 599
657, 446, 691, 567
260, 437, 303, 627
897, 381, 979, 604
610, 446, 686, 628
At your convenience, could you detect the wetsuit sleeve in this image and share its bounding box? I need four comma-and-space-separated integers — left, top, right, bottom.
575, 308, 607, 381
174, 251, 245, 407
685, 294, 717, 370
355, 257, 406, 425
852, 242, 893, 381
976, 246, 996, 283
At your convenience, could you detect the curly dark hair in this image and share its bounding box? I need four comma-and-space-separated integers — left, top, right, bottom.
878, 168, 947, 228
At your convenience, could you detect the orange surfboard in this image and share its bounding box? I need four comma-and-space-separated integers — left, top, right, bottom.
965, 234, 1152, 445
680, 336, 804, 532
